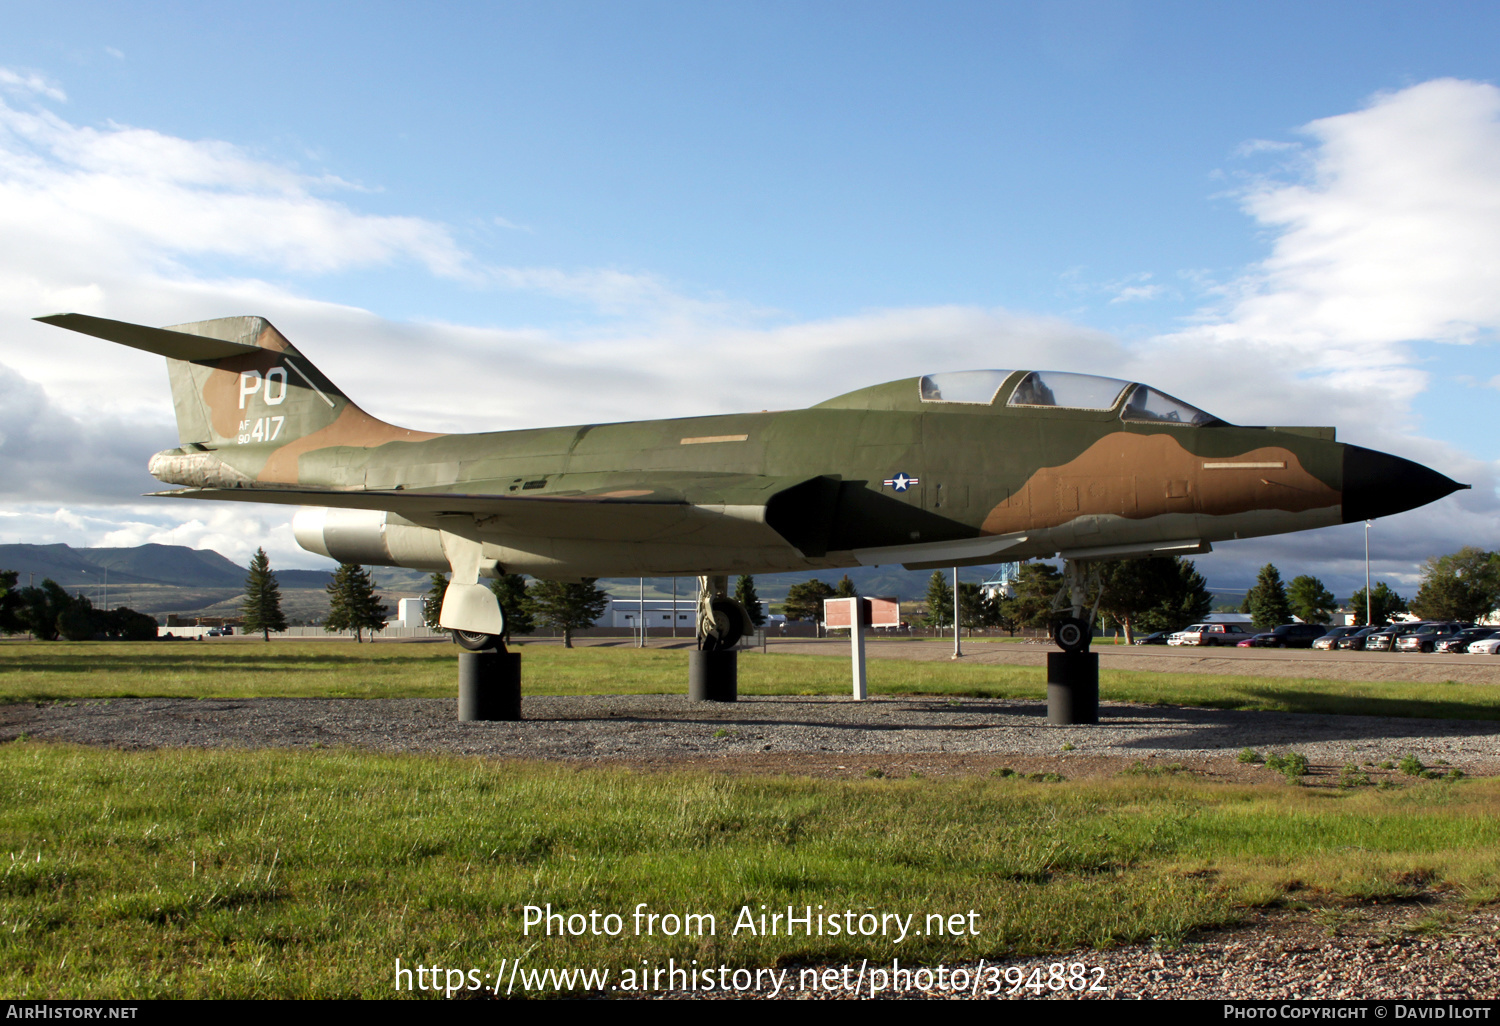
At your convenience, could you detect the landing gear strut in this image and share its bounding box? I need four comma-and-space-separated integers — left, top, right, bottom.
696, 575, 750, 651
1047, 558, 1100, 725
1050, 559, 1101, 653
690, 575, 751, 701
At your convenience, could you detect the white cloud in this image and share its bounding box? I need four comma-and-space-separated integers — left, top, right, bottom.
0, 69, 65, 102
1164, 80, 1500, 380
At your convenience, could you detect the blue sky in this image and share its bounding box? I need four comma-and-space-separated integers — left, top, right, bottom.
1, 1, 1498, 597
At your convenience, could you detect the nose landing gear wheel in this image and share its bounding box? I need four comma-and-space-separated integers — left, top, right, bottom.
1053, 616, 1091, 653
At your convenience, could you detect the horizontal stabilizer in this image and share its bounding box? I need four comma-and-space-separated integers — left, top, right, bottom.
34, 313, 263, 362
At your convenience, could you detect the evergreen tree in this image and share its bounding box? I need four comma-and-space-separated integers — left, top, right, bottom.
1008, 562, 1063, 630
956, 581, 991, 632
241, 547, 288, 641
783, 579, 836, 624
1246, 564, 1291, 630
1348, 582, 1408, 626
923, 571, 954, 628
528, 578, 609, 648
491, 573, 535, 641
0, 570, 23, 636
423, 572, 448, 631
1143, 559, 1214, 633
734, 575, 766, 628
834, 574, 857, 598
324, 563, 388, 643
1287, 575, 1337, 625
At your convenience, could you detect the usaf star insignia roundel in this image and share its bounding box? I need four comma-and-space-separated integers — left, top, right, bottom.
883, 472, 919, 492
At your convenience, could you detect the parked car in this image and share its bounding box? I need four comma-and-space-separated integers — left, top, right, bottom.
1241, 623, 1331, 648
1133, 630, 1173, 645
1335, 626, 1382, 651
1393, 622, 1474, 653
1169, 623, 1254, 646
1436, 628, 1499, 654
1313, 627, 1363, 650
1468, 635, 1500, 655
1362, 624, 1409, 652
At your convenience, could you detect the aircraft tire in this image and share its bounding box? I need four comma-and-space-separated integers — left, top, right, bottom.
453, 631, 502, 652
699, 598, 746, 651
1053, 617, 1090, 653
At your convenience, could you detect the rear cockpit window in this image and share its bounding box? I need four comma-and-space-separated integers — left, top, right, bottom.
918, 370, 1013, 405
1119, 385, 1219, 426
1006, 371, 1131, 411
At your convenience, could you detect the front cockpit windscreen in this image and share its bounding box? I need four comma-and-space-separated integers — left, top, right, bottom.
1006, 371, 1132, 410
918, 370, 1014, 404
1119, 385, 1220, 426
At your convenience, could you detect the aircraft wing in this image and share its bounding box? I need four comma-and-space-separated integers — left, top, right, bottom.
146, 471, 828, 546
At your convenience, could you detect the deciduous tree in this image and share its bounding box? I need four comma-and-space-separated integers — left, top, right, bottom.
783, 579, 836, 625
1347, 582, 1408, 626
1287, 575, 1336, 625
1410, 548, 1500, 623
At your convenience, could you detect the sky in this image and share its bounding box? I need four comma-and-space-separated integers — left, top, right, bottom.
1, 0, 1498, 599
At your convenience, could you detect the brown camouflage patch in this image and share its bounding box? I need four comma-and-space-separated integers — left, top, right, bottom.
981, 432, 1340, 534
257, 406, 444, 484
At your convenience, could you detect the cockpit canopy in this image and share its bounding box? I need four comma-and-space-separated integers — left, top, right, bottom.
918, 370, 1223, 426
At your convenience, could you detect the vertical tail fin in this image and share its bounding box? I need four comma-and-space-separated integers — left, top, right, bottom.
35, 313, 438, 488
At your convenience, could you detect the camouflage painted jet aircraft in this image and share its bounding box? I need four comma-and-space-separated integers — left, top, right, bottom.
39, 313, 1467, 653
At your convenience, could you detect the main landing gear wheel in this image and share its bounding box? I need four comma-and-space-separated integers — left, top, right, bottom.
699, 597, 745, 652
454, 631, 502, 652
453, 607, 506, 652
1053, 616, 1091, 654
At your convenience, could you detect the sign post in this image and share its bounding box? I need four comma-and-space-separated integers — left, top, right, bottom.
823, 597, 900, 700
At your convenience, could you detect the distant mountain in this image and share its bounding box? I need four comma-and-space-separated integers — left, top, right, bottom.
0, 543, 428, 620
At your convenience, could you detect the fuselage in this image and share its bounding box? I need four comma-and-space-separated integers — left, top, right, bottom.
270, 369, 1458, 578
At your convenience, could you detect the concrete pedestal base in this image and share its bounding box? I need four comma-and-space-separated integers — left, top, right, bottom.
457, 650, 522, 721
1046, 651, 1099, 725
688, 650, 738, 702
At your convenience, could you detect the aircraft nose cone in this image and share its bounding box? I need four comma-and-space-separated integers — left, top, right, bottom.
1342, 445, 1468, 523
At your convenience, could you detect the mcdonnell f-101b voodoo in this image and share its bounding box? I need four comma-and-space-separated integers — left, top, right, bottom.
39, 313, 1467, 654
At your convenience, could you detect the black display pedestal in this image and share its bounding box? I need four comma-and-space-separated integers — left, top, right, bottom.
457, 650, 522, 721
688, 650, 738, 702
1046, 651, 1098, 725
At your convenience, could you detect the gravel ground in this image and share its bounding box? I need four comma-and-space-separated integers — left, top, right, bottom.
4, 693, 1499, 778
6, 646, 1500, 1002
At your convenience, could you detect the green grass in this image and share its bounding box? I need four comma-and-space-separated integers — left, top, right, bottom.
2, 743, 1498, 998
3, 641, 1500, 721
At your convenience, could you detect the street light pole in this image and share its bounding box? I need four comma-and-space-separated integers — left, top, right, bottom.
1365, 520, 1373, 626
952, 567, 962, 658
